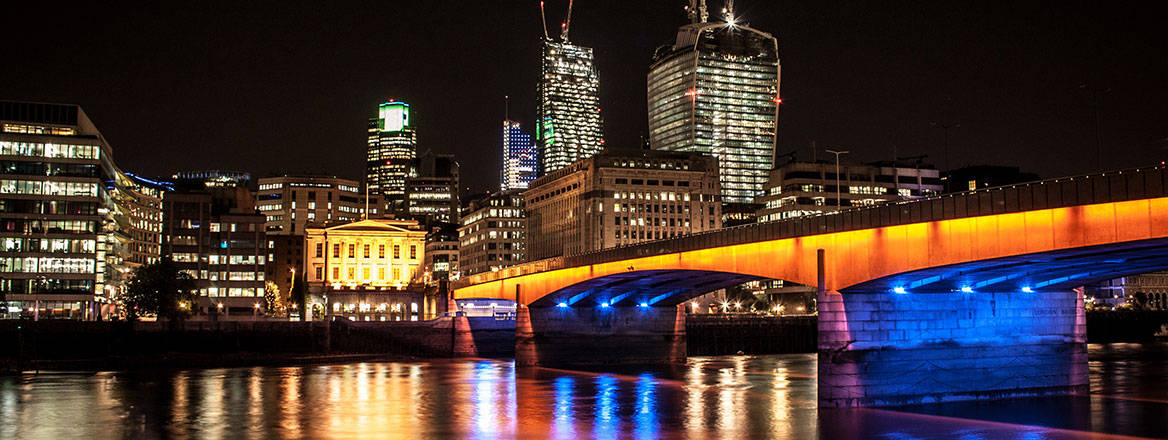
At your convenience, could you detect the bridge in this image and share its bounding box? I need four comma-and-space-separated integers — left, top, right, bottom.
454, 166, 1168, 407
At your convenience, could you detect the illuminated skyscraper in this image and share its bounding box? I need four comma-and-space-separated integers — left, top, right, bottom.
366, 101, 417, 208
536, 39, 604, 176
500, 120, 536, 191
648, 2, 780, 203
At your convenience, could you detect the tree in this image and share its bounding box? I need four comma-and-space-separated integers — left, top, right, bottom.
122, 258, 198, 322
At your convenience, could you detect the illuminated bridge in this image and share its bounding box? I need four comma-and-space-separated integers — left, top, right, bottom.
454, 166, 1168, 407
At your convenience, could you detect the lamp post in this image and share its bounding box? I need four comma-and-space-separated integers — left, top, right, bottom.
824, 149, 850, 210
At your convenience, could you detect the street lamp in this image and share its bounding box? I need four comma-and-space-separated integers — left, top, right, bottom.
824, 149, 850, 210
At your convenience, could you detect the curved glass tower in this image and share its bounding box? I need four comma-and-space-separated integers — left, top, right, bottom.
648, 19, 780, 204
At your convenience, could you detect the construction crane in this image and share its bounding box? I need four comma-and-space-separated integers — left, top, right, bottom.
560, 0, 575, 42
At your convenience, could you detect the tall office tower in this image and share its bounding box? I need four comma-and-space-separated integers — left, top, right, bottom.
366, 101, 418, 209
0, 101, 164, 320
648, 1, 781, 203
536, 4, 604, 176
500, 120, 537, 191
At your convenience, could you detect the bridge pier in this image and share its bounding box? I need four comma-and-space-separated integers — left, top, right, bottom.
515, 304, 686, 367
818, 288, 1088, 407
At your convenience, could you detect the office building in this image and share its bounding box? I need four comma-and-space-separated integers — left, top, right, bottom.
256, 175, 367, 235
537, 38, 604, 175
501, 120, 537, 191
648, 4, 780, 203
366, 101, 418, 208
162, 184, 269, 320
755, 160, 942, 222
404, 150, 460, 224
525, 148, 722, 261
423, 221, 459, 284
459, 191, 526, 276
1, 101, 164, 320
303, 218, 430, 321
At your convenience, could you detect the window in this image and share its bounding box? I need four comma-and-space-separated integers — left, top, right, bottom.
363, 244, 370, 258
348, 244, 355, 258
316, 267, 323, 279
332, 267, 340, 279
379, 244, 385, 258
393, 245, 401, 259
409, 245, 417, 259
316, 243, 323, 258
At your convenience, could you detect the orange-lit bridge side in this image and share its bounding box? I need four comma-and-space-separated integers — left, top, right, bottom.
454, 197, 1168, 305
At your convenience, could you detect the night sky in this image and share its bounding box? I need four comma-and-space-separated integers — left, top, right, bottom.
2, 1, 1165, 194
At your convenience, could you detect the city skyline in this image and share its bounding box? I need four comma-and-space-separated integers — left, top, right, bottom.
1, 1, 1164, 194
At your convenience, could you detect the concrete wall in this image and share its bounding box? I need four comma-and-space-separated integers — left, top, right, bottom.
819, 289, 1088, 407
516, 305, 686, 367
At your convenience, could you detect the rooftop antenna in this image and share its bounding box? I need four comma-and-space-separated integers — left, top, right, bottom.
560, 0, 574, 42
504, 95, 510, 121
539, 1, 550, 39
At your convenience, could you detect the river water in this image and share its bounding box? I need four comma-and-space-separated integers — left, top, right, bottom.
1, 343, 1165, 439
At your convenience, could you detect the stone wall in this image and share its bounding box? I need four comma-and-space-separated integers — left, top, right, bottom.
516, 305, 686, 367
819, 289, 1088, 407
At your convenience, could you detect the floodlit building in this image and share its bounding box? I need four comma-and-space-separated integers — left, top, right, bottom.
525, 148, 722, 261
755, 160, 942, 222
303, 218, 431, 321
0, 100, 164, 320
500, 120, 537, 191
366, 101, 418, 209
256, 175, 367, 235
648, 3, 780, 203
537, 38, 604, 175
458, 191, 526, 276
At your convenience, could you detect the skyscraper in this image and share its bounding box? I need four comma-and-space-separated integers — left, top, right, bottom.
500, 120, 536, 191
536, 20, 604, 176
366, 101, 417, 209
648, 1, 781, 203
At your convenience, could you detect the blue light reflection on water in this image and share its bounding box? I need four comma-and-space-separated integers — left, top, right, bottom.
592, 375, 619, 440
551, 376, 575, 440
633, 373, 659, 440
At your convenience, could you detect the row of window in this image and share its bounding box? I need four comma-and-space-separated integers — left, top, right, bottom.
0, 238, 96, 254
0, 257, 95, 273
0, 179, 97, 197
318, 242, 418, 260
0, 141, 99, 159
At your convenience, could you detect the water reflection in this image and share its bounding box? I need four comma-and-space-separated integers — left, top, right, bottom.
0, 344, 1165, 438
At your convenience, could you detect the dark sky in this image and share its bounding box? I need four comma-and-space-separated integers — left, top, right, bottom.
2, 1, 1165, 193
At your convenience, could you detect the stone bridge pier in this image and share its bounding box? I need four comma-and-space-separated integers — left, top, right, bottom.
818, 287, 1088, 407
515, 304, 687, 367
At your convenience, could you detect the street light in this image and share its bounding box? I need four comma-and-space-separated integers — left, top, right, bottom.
824, 149, 850, 210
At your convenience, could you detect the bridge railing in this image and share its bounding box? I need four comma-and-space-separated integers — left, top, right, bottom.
456, 165, 1168, 288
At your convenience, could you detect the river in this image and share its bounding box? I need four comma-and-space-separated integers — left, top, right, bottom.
1, 343, 1165, 439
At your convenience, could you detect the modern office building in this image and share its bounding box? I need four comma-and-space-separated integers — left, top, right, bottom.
500, 120, 537, 191
648, 4, 781, 203
458, 191, 526, 276
303, 218, 431, 321
366, 101, 418, 209
423, 221, 459, 284
755, 159, 943, 222
537, 38, 604, 175
525, 148, 722, 261
0, 100, 164, 320
161, 184, 269, 320
404, 151, 460, 224
256, 175, 367, 235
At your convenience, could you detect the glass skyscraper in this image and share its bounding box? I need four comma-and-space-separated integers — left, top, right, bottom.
648, 16, 781, 204
366, 101, 418, 208
536, 40, 604, 176
500, 120, 536, 191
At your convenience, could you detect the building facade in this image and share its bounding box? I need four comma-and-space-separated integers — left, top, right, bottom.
458, 191, 526, 276
423, 221, 459, 284
303, 219, 430, 321
0, 101, 163, 320
404, 151, 459, 224
256, 175, 365, 235
161, 186, 269, 320
525, 148, 722, 261
501, 120, 537, 191
537, 39, 604, 176
648, 13, 781, 204
755, 160, 943, 222
366, 101, 418, 208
